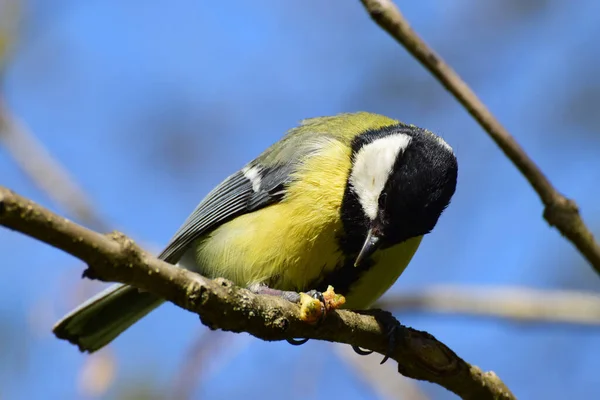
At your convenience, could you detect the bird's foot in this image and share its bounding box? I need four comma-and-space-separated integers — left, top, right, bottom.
247, 283, 345, 347
298, 286, 346, 324
352, 309, 400, 365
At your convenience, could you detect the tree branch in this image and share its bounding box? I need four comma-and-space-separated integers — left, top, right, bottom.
0, 186, 515, 400
360, 0, 600, 275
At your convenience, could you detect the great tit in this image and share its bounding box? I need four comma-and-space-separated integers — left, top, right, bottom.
53, 112, 458, 353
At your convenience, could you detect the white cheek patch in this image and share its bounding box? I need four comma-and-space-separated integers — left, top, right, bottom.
242, 166, 262, 192
349, 134, 412, 220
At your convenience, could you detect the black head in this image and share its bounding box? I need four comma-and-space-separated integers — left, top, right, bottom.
340, 123, 458, 265
378, 128, 457, 243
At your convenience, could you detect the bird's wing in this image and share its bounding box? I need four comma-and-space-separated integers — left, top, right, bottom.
158, 163, 292, 263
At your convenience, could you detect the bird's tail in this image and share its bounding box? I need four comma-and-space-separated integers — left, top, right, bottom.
53, 283, 164, 353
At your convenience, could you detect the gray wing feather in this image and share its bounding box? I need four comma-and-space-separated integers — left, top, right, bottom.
158, 169, 285, 263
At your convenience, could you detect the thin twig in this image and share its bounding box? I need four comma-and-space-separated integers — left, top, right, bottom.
0, 186, 515, 400
360, 0, 600, 275
377, 285, 600, 326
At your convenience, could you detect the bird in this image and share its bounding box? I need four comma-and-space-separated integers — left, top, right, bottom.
53, 112, 458, 353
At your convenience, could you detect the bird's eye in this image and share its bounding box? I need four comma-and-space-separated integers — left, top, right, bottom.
378, 191, 388, 207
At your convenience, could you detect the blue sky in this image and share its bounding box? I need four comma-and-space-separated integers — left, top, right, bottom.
1, 1, 600, 399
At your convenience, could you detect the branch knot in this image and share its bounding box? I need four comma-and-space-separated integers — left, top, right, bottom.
543, 195, 579, 229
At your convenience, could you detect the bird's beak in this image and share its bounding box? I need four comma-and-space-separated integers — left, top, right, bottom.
354, 228, 382, 267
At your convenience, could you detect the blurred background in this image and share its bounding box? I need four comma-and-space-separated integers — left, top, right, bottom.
1, 0, 600, 399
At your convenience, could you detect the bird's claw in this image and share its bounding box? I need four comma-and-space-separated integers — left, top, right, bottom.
286, 338, 310, 346
351, 346, 374, 356
350, 309, 400, 364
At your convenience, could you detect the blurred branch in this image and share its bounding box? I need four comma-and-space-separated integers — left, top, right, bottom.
377, 285, 600, 326
335, 343, 430, 400
0, 187, 515, 400
171, 329, 234, 400
360, 0, 600, 276
0, 99, 109, 231
0, 0, 20, 74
